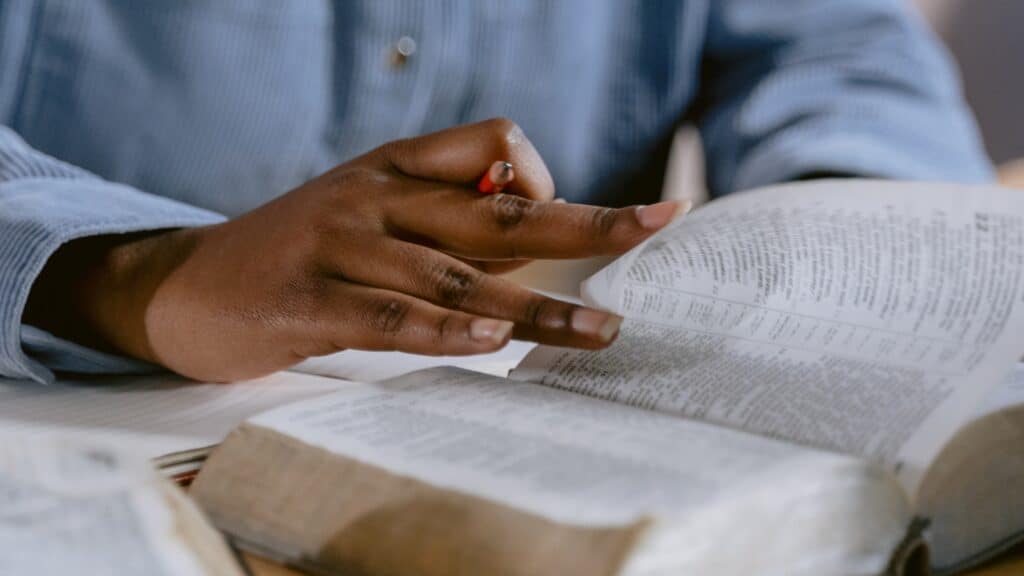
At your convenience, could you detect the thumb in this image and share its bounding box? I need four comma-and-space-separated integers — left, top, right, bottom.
375, 117, 556, 202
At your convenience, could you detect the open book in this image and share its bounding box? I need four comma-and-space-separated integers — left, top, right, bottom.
0, 371, 345, 480
0, 435, 243, 575
183, 179, 1024, 575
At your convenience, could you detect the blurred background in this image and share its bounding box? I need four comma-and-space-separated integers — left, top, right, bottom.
513, 0, 1024, 294
914, 0, 1024, 167
670, 0, 1024, 202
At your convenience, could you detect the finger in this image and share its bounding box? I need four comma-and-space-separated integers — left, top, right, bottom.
326, 240, 623, 347
387, 182, 691, 259
315, 283, 513, 356
462, 258, 532, 275
375, 117, 555, 201
512, 323, 622, 350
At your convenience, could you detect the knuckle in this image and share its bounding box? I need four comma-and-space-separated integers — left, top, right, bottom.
309, 221, 344, 263
483, 116, 520, 137
320, 168, 389, 211
483, 117, 524, 155
434, 265, 480, 307
370, 298, 411, 335
377, 136, 435, 175
309, 212, 362, 263
590, 207, 618, 237
311, 170, 389, 243
488, 194, 534, 231
434, 313, 460, 345
378, 137, 414, 168
302, 278, 337, 319
320, 167, 352, 190
525, 298, 572, 330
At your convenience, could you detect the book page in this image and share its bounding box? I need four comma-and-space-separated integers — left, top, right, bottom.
239, 367, 909, 575
0, 371, 343, 461
0, 436, 239, 575
979, 363, 1024, 416
520, 180, 1024, 492
248, 367, 893, 526
292, 339, 536, 382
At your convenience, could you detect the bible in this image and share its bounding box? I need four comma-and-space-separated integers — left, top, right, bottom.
0, 371, 344, 481
190, 180, 1024, 575
0, 435, 243, 575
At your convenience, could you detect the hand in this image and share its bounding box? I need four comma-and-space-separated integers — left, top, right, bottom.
26, 119, 686, 382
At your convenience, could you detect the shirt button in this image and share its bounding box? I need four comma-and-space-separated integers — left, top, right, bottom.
391, 36, 417, 68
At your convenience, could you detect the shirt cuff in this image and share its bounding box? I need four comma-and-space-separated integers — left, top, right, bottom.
0, 178, 226, 383
20, 325, 160, 376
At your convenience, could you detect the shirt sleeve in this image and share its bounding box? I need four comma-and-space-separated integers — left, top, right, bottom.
695, 0, 994, 196
0, 126, 226, 384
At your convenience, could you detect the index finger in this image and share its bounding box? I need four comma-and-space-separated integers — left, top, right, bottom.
387, 185, 691, 260
374, 117, 555, 202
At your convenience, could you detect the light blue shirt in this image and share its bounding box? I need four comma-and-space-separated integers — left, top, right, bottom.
0, 0, 993, 383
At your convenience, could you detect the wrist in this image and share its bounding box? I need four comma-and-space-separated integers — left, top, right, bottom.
24, 228, 201, 364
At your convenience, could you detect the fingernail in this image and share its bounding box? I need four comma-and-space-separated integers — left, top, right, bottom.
470, 318, 514, 344
635, 200, 690, 230
553, 198, 567, 204
570, 308, 623, 342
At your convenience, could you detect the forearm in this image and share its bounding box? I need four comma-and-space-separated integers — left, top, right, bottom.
22, 229, 203, 365
0, 126, 225, 382
697, 0, 993, 195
